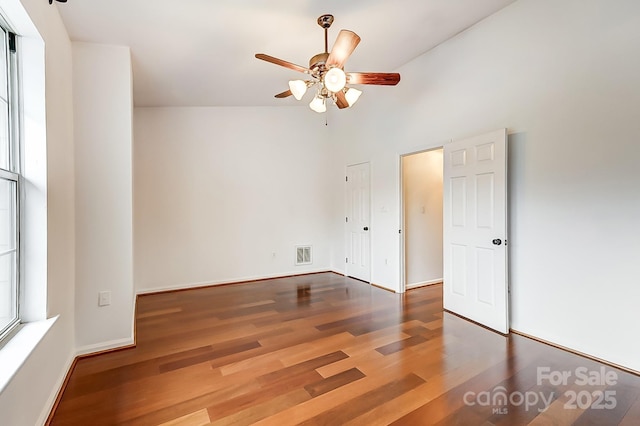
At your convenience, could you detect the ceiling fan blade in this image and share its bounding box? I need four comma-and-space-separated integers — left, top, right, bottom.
275, 90, 292, 99
255, 54, 309, 74
326, 30, 361, 68
347, 72, 401, 86
335, 91, 349, 109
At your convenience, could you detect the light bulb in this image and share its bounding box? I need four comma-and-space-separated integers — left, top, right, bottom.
345, 88, 362, 106
324, 68, 346, 93
309, 95, 326, 113
288, 80, 307, 100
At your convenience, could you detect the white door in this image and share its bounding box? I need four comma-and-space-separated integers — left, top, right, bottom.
346, 163, 371, 282
443, 129, 508, 333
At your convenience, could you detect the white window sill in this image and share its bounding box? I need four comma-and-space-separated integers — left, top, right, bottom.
0, 315, 58, 394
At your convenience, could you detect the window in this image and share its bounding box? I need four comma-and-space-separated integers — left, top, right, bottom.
0, 22, 21, 342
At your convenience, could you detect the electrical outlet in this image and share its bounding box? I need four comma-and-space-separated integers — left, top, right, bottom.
98, 291, 111, 307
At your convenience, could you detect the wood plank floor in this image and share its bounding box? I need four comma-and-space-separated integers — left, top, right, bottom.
50, 273, 640, 425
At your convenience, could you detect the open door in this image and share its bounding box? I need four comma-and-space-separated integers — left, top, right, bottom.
443, 129, 508, 334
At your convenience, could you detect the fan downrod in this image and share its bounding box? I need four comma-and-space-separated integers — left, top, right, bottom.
312, 14, 334, 69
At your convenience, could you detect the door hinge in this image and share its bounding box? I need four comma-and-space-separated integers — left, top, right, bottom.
399, 229, 402, 234
346, 257, 348, 263
346, 217, 348, 223
345, 176, 348, 182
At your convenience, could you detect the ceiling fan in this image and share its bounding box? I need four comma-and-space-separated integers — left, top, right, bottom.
255, 14, 400, 113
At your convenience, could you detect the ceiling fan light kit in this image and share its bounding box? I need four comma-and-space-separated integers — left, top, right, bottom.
324, 67, 347, 93
288, 80, 308, 100
255, 14, 400, 113
345, 87, 362, 106
309, 94, 327, 113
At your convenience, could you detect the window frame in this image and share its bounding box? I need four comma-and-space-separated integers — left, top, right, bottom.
0, 19, 22, 343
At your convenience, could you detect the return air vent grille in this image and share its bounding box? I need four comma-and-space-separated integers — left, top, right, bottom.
295, 245, 312, 266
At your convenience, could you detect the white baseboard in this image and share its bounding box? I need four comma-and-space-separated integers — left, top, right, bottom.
38, 338, 134, 424
135, 269, 334, 295
75, 337, 135, 357
36, 351, 75, 426
406, 278, 443, 289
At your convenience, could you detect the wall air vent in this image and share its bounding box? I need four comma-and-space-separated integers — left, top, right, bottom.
295, 245, 312, 266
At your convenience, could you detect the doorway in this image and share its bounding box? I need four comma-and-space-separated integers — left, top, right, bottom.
400, 149, 444, 291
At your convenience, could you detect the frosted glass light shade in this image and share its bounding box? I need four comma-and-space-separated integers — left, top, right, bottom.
345, 88, 362, 106
288, 80, 307, 100
309, 95, 326, 113
324, 68, 346, 93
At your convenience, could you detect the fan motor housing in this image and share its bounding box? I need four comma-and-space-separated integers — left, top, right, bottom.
309, 52, 329, 73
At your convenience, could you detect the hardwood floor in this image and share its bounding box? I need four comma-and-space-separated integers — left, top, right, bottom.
50, 272, 640, 425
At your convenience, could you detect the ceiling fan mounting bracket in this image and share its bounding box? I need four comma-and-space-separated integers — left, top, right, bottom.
317, 14, 334, 29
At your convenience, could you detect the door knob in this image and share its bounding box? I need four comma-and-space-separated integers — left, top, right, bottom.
363, 227, 369, 231
492, 239, 502, 246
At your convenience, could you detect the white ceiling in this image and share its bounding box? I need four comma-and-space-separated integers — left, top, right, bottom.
56, 0, 516, 107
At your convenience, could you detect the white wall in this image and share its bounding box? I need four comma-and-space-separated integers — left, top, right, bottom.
134, 107, 333, 293
73, 42, 134, 352
329, 0, 640, 372
402, 149, 443, 288
0, 0, 76, 425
